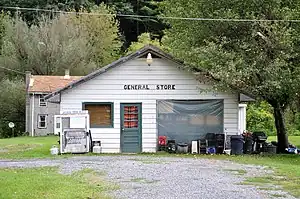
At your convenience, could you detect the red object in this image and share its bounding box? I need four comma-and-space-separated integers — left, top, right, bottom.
158, 136, 167, 146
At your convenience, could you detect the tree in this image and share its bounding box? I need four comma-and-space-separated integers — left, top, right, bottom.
0, 0, 167, 50
247, 101, 276, 136
0, 13, 5, 51
0, 14, 94, 76
162, 0, 300, 152
0, 5, 122, 76
0, 0, 94, 24
97, 0, 166, 48
69, 4, 122, 66
126, 32, 161, 54
0, 78, 25, 138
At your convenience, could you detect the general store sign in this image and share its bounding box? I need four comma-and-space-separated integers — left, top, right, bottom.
124, 84, 176, 90
60, 110, 89, 115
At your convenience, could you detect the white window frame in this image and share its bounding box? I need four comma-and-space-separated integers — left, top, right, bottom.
39, 95, 47, 107
38, 114, 47, 129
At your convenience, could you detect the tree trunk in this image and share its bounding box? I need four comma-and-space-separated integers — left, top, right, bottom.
272, 103, 289, 153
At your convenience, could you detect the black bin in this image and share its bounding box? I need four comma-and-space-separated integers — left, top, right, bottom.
243, 136, 253, 154
263, 144, 277, 154
177, 143, 188, 153
231, 135, 244, 155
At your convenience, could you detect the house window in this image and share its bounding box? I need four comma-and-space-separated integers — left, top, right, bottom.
39, 95, 47, 106
83, 103, 113, 128
56, 122, 60, 129
38, 115, 47, 128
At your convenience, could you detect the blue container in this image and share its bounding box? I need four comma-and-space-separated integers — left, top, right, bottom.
230, 135, 244, 155
207, 147, 216, 154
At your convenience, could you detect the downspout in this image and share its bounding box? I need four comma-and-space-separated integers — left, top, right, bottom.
31, 93, 35, 137
25, 71, 31, 133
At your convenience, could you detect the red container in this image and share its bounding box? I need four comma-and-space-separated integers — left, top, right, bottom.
158, 136, 167, 146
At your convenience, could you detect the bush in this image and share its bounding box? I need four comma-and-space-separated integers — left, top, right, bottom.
246, 101, 276, 136
0, 79, 25, 138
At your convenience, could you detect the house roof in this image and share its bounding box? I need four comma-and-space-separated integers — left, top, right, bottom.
29, 75, 82, 93
44, 44, 255, 101
44, 45, 181, 99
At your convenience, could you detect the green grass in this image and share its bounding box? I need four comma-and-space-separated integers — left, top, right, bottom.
216, 154, 300, 197
268, 136, 300, 148
0, 167, 116, 199
270, 193, 286, 198
1, 135, 299, 160
0, 136, 60, 159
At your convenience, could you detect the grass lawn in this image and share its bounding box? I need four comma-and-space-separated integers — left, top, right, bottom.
268, 136, 300, 148
0, 136, 59, 159
218, 154, 300, 197
0, 167, 116, 199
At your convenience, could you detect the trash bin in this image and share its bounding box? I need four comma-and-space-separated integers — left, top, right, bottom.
243, 136, 253, 154
263, 144, 277, 154
177, 143, 188, 153
230, 135, 244, 155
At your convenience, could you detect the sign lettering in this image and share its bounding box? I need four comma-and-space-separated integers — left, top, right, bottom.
124, 84, 176, 90
67, 137, 82, 144
61, 110, 89, 115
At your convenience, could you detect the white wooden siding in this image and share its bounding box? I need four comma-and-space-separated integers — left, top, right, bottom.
60, 58, 239, 153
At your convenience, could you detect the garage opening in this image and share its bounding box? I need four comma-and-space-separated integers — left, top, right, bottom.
157, 100, 224, 144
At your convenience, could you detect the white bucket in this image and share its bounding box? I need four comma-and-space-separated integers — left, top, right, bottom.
224, 149, 231, 155
50, 145, 59, 155
93, 146, 102, 154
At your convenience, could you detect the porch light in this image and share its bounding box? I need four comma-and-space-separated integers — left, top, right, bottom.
146, 53, 153, 66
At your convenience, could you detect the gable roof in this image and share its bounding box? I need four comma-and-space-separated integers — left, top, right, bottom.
44, 44, 183, 99
29, 75, 82, 93
44, 44, 255, 101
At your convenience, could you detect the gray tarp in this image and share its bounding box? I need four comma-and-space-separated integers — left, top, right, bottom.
157, 100, 224, 143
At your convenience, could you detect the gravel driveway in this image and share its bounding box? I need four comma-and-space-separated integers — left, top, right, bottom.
0, 156, 296, 199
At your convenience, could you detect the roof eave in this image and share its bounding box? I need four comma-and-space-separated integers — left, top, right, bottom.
44, 44, 171, 100
44, 44, 256, 101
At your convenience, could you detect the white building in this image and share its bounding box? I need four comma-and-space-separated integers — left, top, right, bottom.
46, 45, 250, 153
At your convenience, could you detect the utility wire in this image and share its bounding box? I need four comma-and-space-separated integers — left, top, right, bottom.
0, 65, 72, 92
1, 6, 300, 22
0, 66, 25, 75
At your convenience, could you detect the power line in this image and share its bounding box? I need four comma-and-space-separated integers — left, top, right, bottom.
1, 6, 300, 23
0, 66, 25, 75
0, 66, 70, 92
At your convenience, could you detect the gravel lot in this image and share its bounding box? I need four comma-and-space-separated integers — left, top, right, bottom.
0, 156, 296, 199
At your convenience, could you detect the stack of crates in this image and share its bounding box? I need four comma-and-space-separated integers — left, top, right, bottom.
198, 139, 208, 154
215, 134, 225, 154
205, 133, 216, 154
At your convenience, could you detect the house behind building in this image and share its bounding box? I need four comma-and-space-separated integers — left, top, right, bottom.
25, 70, 81, 136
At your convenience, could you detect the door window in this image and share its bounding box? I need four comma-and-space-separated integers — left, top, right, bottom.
124, 106, 139, 128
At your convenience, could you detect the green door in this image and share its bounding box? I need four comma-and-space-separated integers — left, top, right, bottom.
120, 103, 142, 153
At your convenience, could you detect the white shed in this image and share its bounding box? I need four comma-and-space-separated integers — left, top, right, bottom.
46, 45, 250, 153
